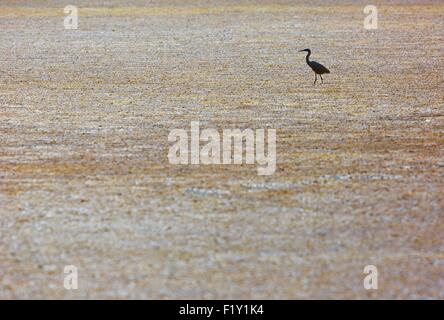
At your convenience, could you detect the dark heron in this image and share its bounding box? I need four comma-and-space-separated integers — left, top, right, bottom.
299, 49, 330, 84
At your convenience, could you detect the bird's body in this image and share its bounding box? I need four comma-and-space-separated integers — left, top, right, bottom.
299, 49, 330, 84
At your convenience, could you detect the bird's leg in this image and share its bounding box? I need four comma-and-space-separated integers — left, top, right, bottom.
320, 75, 323, 84
313, 73, 317, 85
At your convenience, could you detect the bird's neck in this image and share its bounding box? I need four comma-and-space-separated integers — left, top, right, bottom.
305, 52, 311, 64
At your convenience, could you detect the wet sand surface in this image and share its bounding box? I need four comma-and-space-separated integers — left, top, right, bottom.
0, 1, 443, 298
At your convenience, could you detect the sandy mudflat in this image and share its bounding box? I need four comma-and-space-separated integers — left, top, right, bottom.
0, 0, 443, 299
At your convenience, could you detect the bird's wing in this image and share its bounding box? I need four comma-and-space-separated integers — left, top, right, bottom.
309, 60, 330, 74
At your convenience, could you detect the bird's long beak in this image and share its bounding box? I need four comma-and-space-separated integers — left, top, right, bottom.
298, 49, 305, 52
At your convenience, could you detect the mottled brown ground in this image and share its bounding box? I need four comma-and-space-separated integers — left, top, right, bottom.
0, 1, 443, 299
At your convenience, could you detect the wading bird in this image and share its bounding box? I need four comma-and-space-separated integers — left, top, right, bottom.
299, 49, 330, 84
